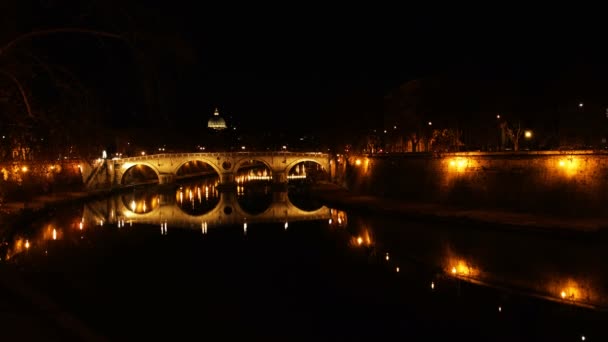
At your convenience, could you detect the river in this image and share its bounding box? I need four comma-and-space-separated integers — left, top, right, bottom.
0, 177, 606, 341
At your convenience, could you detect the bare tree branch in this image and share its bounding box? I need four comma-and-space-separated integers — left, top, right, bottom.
0, 69, 33, 118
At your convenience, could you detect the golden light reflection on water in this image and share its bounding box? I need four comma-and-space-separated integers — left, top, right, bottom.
351, 228, 372, 247
328, 209, 347, 227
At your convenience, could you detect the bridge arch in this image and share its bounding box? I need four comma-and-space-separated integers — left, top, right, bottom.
173, 158, 222, 177
120, 162, 161, 186
285, 158, 328, 173
233, 157, 273, 175
285, 158, 329, 181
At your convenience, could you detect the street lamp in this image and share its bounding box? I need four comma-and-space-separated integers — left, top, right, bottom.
524, 130, 532, 139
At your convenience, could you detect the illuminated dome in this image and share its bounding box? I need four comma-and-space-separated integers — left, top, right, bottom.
207, 108, 227, 130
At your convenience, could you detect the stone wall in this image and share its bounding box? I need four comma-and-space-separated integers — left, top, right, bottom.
344, 151, 608, 217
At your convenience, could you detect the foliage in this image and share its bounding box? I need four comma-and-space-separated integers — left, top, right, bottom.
0, 1, 196, 160
429, 128, 463, 152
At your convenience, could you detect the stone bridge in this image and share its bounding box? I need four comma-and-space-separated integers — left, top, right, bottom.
82, 191, 331, 230
82, 152, 332, 190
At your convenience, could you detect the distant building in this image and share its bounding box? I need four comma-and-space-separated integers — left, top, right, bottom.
208, 108, 227, 130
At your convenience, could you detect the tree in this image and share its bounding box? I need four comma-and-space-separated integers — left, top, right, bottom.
429, 128, 463, 152
500, 119, 523, 151
0, 1, 197, 159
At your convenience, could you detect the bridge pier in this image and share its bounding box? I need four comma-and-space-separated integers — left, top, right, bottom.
272, 171, 288, 191
218, 172, 237, 191
158, 173, 175, 185
272, 191, 289, 203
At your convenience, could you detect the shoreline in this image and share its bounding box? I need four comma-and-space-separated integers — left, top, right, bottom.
311, 182, 608, 237
3, 181, 608, 237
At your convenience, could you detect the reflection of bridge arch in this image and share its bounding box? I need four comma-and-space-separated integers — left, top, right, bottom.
83, 191, 331, 229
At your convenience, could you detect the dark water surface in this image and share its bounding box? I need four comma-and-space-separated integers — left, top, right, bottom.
1, 179, 606, 341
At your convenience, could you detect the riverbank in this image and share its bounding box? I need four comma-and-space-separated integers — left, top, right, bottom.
311, 182, 608, 236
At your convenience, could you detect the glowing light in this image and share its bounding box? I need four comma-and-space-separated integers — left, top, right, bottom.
524, 130, 532, 138
579, 102, 584, 108
428, 121, 432, 126
338, 217, 342, 224
557, 157, 581, 177
448, 158, 469, 172
447, 259, 479, 277
561, 291, 567, 299
131, 200, 136, 212
496, 114, 501, 119
356, 237, 363, 245
581, 335, 586, 341
102, 150, 107, 159
25, 240, 30, 249
395, 267, 400, 273
328, 219, 332, 224
52, 229, 57, 240
141, 151, 146, 156
21, 166, 27, 172
355, 159, 362, 166
241, 146, 246, 150
385, 253, 389, 261
431, 282, 435, 290
284, 222, 288, 230
498, 306, 502, 313
79, 222, 83, 230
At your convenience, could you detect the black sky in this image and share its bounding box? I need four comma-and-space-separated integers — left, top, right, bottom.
14, 3, 608, 146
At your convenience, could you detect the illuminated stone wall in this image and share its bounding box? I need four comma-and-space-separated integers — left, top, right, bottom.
345, 151, 608, 217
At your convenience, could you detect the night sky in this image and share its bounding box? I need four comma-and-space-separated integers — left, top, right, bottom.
6, 3, 608, 148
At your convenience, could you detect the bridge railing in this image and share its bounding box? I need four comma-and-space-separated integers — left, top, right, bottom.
117, 152, 329, 162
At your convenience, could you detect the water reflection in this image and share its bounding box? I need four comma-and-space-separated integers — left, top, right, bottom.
174, 177, 220, 216
3, 179, 607, 340
2, 178, 332, 261
343, 215, 608, 310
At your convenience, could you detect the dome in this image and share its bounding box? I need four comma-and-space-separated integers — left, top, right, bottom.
208, 108, 227, 130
